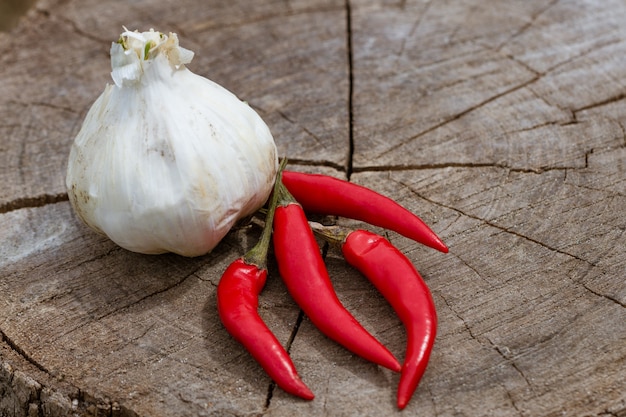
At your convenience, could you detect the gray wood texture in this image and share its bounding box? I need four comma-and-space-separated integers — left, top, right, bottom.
1, 0, 625, 416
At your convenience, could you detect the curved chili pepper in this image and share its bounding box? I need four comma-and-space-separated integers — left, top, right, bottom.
341, 229, 437, 410
273, 188, 401, 372
282, 170, 448, 253
217, 161, 314, 400
217, 259, 314, 400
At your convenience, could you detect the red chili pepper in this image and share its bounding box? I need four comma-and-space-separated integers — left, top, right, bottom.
273, 184, 401, 372
340, 229, 437, 410
217, 162, 314, 400
282, 171, 448, 253
217, 259, 314, 400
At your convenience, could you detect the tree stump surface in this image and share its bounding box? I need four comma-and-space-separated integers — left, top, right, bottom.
1, 0, 625, 416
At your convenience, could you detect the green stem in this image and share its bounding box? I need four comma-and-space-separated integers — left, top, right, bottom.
244, 158, 288, 268
275, 173, 299, 206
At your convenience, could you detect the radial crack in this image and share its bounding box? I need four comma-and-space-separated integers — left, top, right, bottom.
396, 0, 434, 58
398, 181, 625, 308
572, 92, 626, 115
377, 75, 540, 158
495, 0, 561, 52
409, 186, 592, 266
49, 266, 203, 344
580, 283, 626, 309
345, 0, 355, 179
352, 161, 577, 173
277, 110, 325, 148
437, 293, 480, 343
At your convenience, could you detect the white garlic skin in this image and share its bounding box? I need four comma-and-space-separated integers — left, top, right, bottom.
67, 30, 278, 257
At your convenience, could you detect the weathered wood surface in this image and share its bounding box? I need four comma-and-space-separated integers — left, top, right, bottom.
1, 0, 625, 416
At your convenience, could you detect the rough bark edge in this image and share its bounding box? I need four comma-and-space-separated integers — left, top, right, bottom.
1, 337, 138, 417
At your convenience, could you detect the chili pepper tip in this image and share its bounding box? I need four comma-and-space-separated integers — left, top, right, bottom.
435, 239, 449, 254
397, 396, 409, 410
289, 380, 315, 401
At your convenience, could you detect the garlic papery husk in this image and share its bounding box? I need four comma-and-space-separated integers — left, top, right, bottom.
66, 29, 278, 257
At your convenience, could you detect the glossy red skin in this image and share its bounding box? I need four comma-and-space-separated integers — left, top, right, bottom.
273, 203, 401, 372
341, 230, 437, 410
282, 171, 448, 253
217, 258, 314, 400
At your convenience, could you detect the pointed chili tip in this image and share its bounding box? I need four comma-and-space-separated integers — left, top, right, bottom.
437, 240, 449, 254
291, 381, 315, 401
397, 395, 409, 410
396, 368, 423, 409
281, 371, 314, 400
300, 389, 315, 401
389, 357, 402, 373
427, 233, 449, 253
369, 344, 401, 372
397, 384, 415, 410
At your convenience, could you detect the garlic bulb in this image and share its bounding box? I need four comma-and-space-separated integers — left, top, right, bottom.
66, 29, 278, 257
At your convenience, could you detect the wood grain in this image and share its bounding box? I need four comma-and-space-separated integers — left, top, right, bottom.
1, 0, 624, 416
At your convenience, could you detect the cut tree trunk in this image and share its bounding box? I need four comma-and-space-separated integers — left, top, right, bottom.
1, 0, 624, 416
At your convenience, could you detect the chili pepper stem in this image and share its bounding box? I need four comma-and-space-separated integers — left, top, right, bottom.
308, 221, 350, 250
276, 174, 299, 207
243, 158, 287, 269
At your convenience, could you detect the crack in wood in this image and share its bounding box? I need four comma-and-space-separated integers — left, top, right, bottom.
276, 110, 326, 148
490, 29, 623, 88
542, 37, 623, 76
437, 283, 581, 417
99, 267, 203, 318
282, 157, 346, 174
56, 15, 111, 44
503, 385, 524, 417
455, 202, 585, 262
352, 162, 574, 174
490, 341, 534, 390
48, 265, 204, 345
395, 0, 434, 59
345, 0, 354, 179
264, 379, 276, 409
565, 178, 626, 199
450, 252, 491, 287
572, 92, 626, 115
409, 186, 625, 309
71, 246, 123, 271
579, 283, 626, 309
7, 99, 79, 115
495, 0, 561, 53
0, 193, 69, 215
377, 74, 541, 159
396, 176, 594, 268
499, 52, 542, 77
0, 328, 50, 376
436, 293, 477, 343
